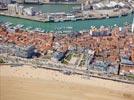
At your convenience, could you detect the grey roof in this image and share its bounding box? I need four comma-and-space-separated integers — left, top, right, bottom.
121, 58, 134, 65
93, 61, 110, 68
53, 51, 65, 61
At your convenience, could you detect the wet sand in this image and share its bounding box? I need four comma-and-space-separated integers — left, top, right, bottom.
0, 65, 134, 100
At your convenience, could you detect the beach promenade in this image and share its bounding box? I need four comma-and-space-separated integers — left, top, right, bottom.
0, 65, 134, 100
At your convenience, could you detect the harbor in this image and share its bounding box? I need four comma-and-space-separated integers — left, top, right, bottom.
0, 6, 133, 23
0, 13, 133, 32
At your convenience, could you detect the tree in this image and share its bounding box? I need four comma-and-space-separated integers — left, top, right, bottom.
0, 58, 5, 63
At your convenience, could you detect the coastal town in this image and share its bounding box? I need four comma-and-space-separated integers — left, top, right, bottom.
0, 0, 134, 100
0, 17, 134, 82
0, 0, 134, 81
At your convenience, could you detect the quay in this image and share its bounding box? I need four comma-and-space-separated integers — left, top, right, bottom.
0, 13, 133, 32
0, 12, 50, 23
0, 1, 134, 23
0, 8, 133, 23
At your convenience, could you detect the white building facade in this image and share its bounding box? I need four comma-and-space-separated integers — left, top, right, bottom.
18, 5, 24, 15
8, 4, 18, 15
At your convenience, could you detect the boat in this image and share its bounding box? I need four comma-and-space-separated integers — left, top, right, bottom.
124, 22, 128, 26
73, 6, 81, 10
59, 18, 64, 22
114, 24, 117, 27
18, 24, 24, 28
56, 31, 63, 34
26, 26, 33, 30
14, 24, 24, 29
79, 29, 88, 33
33, 28, 45, 33
66, 26, 73, 29
34, 28, 42, 32
71, 18, 76, 21
62, 30, 72, 33
54, 18, 60, 23
40, 29, 45, 33
4, 22, 13, 27
55, 27, 59, 30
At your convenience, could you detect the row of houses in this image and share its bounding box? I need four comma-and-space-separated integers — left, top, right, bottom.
93, 1, 127, 10
8, 3, 36, 16
0, 26, 54, 55
0, 24, 134, 75
0, 43, 36, 58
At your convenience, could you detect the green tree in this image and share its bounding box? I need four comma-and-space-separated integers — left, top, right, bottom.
0, 58, 5, 63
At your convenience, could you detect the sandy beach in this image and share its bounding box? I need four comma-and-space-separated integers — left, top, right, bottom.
0, 65, 134, 100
